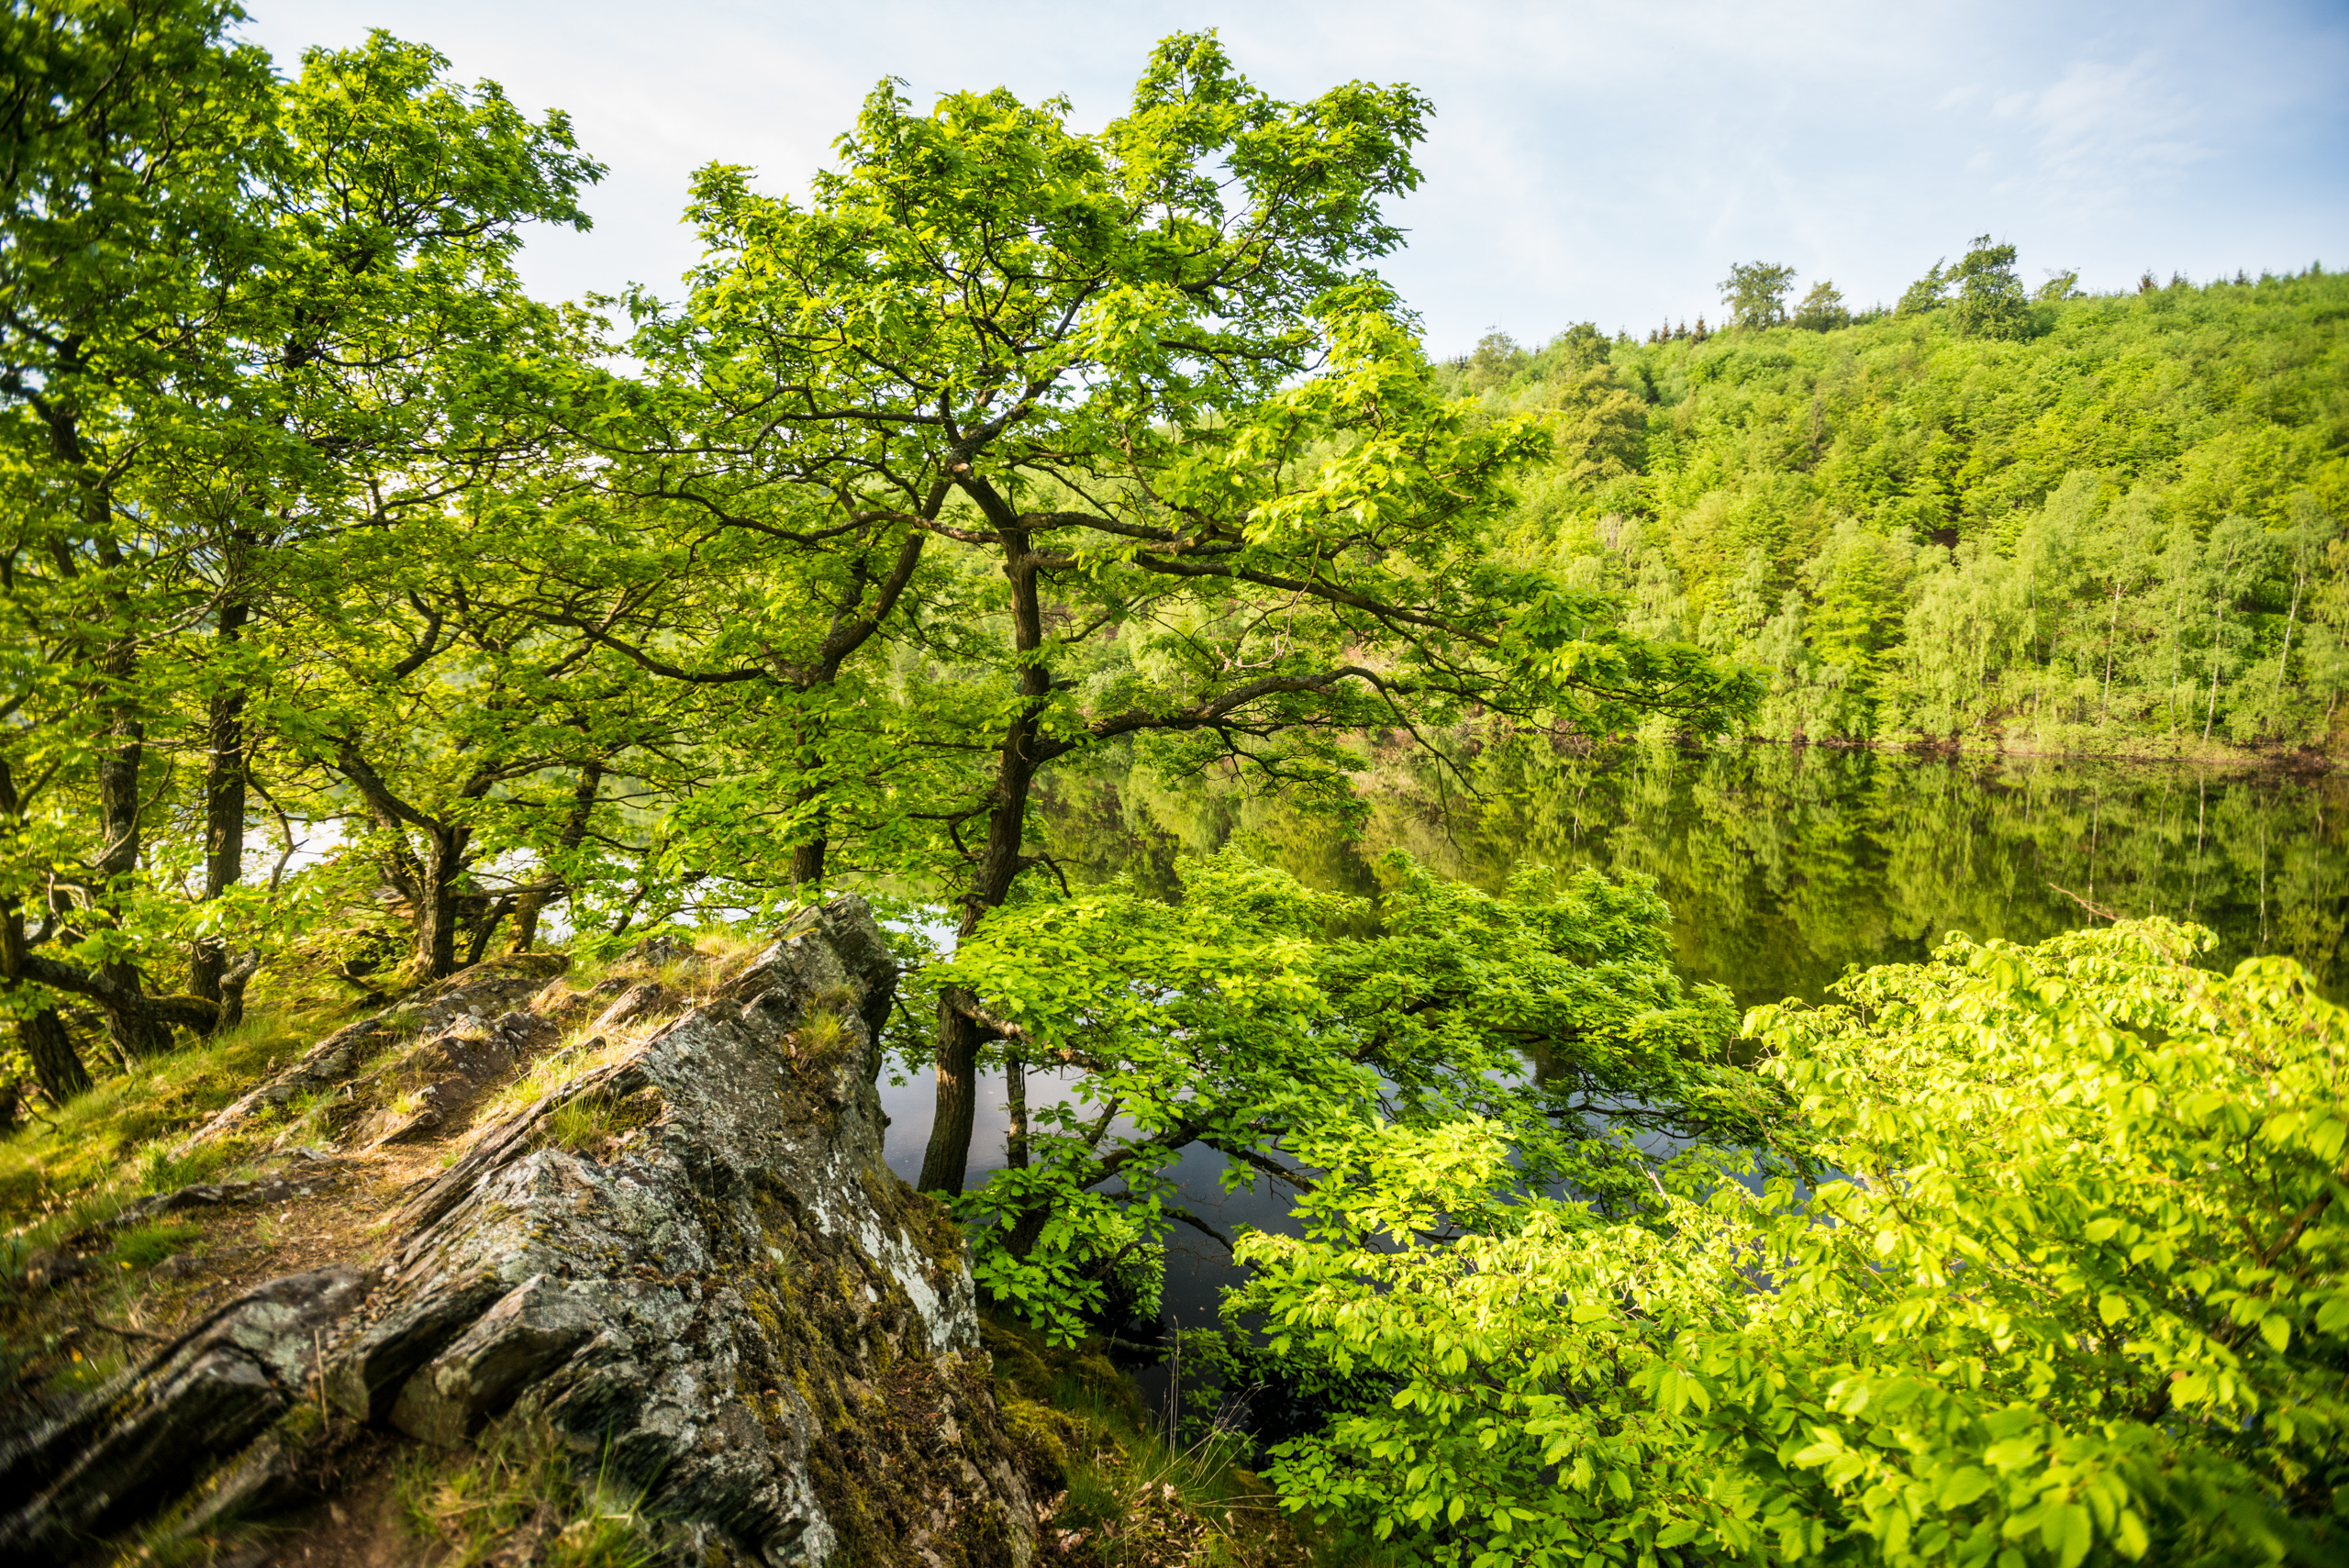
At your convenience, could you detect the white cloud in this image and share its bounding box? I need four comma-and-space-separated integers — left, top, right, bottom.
1990, 56, 2210, 210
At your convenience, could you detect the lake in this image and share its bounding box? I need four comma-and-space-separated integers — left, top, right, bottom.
874, 740, 2348, 1385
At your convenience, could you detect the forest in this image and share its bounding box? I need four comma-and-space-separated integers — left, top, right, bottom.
1446, 260, 2348, 754
0, 6, 2343, 1568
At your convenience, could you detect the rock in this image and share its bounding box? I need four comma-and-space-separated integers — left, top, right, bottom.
355, 1008, 562, 1147
0, 1266, 373, 1562
619, 931, 696, 967
109, 1160, 350, 1228
172, 953, 570, 1157
320, 895, 1022, 1566
4, 899, 1025, 1568
590, 980, 669, 1036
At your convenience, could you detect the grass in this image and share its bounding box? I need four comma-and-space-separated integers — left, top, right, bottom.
545, 1087, 642, 1152
0, 1006, 330, 1247
105, 1220, 205, 1271
473, 934, 749, 1131
136, 1139, 231, 1195
396, 1414, 659, 1568
793, 1008, 851, 1062
985, 1314, 1324, 1568
480, 1025, 637, 1129
1049, 1382, 1312, 1568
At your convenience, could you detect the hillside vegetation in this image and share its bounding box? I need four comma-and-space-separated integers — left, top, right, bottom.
1453, 266, 2349, 753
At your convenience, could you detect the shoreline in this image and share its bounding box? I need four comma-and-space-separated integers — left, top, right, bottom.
1766, 733, 2336, 773
1518, 728, 2342, 774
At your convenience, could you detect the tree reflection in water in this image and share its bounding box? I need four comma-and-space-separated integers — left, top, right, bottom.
1034, 737, 2348, 1007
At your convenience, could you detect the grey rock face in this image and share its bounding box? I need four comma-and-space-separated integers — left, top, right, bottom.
2, 897, 1036, 1568
328, 896, 1028, 1566
0, 1267, 374, 1560
170, 953, 570, 1156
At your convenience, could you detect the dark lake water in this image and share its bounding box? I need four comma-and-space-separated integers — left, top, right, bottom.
874, 741, 2348, 1388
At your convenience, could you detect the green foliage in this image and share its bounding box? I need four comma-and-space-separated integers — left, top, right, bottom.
0, 0, 618, 1085
1898, 261, 1950, 317
941, 850, 1780, 1344
1792, 281, 1850, 332
1235, 921, 2348, 1566
1466, 330, 1530, 392
1949, 235, 2031, 340
598, 30, 1755, 1196
1720, 261, 1798, 331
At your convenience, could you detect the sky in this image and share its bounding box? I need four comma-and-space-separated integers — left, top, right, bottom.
237, 0, 2349, 357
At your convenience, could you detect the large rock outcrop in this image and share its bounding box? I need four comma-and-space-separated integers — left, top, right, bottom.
0, 898, 1038, 1567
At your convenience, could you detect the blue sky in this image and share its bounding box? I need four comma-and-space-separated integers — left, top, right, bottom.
239, 0, 2349, 356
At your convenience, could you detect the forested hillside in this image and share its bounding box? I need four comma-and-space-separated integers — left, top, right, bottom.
1452, 266, 2349, 752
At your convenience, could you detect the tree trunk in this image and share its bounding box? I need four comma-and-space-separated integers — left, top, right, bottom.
791, 833, 827, 892
96, 703, 173, 1059
19, 1009, 90, 1104
0, 821, 94, 1100
923, 997, 985, 1196
189, 596, 250, 1001
1006, 1051, 1029, 1169
2098, 576, 2123, 726
2202, 542, 2241, 744
918, 525, 1051, 1196
511, 760, 603, 951
2204, 603, 2227, 742
919, 771, 1036, 1194
217, 949, 258, 1032
2276, 550, 2308, 703
416, 825, 470, 978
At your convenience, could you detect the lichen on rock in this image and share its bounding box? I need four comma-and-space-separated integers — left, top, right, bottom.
0, 897, 1041, 1568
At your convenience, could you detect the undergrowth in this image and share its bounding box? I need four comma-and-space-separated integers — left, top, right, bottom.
396, 1413, 659, 1568
0, 1007, 327, 1245
984, 1313, 1341, 1568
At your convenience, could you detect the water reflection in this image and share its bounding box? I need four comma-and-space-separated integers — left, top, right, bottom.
887, 740, 2347, 1372
1038, 739, 2348, 1007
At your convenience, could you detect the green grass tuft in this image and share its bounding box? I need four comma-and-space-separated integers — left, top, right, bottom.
105, 1220, 205, 1272
396, 1414, 658, 1568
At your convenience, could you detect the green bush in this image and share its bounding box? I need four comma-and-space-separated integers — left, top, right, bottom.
1240, 921, 2347, 1566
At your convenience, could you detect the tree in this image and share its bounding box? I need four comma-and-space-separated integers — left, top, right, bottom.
1790, 279, 1849, 331
185, 30, 602, 988
1466, 328, 1526, 392
936, 851, 1783, 1343
1898, 259, 1950, 316
1950, 234, 2029, 339
1718, 261, 1796, 331
1238, 921, 2348, 1566
1546, 321, 1609, 372
615, 33, 1759, 1198
0, 7, 610, 1048
0, 0, 281, 1060
276, 521, 665, 978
